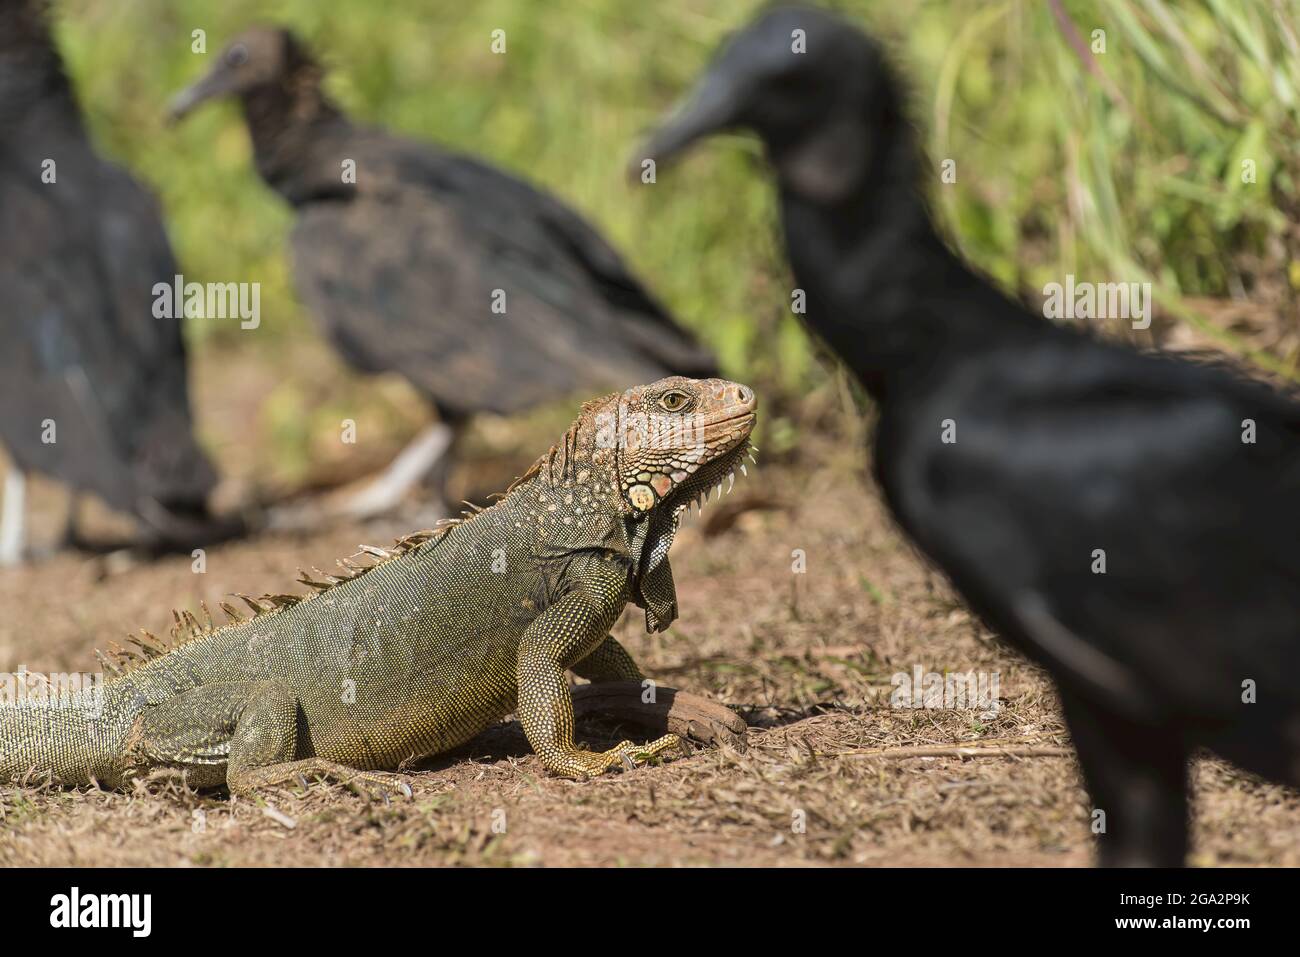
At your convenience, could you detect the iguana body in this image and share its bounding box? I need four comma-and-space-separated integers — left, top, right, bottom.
0, 377, 756, 793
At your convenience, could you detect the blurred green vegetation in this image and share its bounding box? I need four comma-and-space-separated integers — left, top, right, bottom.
51, 0, 1300, 482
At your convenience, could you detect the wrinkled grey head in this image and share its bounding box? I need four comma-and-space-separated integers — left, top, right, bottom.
168, 26, 316, 122
637, 6, 885, 202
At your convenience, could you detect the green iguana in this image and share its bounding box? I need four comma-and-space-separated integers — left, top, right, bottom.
0, 376, 756, 795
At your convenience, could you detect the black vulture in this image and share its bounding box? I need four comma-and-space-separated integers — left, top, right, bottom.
0, 1, 223, 562
641, 7, 1300, 866
168, 27, 716, 519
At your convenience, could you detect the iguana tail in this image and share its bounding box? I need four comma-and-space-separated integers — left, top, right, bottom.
0, 674, 120, 786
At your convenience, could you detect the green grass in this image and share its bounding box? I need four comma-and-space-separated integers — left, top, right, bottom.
53, 0, 1300, 448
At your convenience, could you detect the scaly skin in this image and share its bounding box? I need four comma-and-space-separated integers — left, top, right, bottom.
0, 377, 756, 795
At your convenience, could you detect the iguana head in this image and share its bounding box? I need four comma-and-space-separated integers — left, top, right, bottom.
599, 376, 757, 519
522, 376, 756, 632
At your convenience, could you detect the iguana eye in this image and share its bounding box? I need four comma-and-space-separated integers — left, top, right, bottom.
659, 391, 690, 412
227, 43, 249, 66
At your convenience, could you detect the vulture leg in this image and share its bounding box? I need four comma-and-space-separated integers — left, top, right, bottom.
1058, 686, 1189, 867
0, 468, 26, 567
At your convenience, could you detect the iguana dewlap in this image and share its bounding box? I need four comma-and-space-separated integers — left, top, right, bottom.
0, 377, 755, 794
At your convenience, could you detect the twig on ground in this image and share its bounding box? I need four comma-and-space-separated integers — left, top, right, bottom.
827, 740, 1072, 760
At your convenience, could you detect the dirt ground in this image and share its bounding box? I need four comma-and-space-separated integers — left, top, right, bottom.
2, 429, 1298, 867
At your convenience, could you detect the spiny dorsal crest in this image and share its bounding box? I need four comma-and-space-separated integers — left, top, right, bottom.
95, 526, 447, 676
510, 391, 618, 491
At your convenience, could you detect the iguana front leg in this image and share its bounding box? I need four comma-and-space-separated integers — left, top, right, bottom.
517, 566, 681, 778
571, 635, 645, 682
120, 681, 410, 798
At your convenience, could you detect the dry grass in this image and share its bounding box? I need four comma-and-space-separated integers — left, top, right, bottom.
3, 428, 1298, 867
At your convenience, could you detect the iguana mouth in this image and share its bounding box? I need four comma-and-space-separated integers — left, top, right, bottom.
701, 410, 758, 428
668, 435, 756, 519
663, 401, 757, 516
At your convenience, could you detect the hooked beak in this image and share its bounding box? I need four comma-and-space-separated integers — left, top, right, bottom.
629, 69, 743, 181
166, 66, 237, 125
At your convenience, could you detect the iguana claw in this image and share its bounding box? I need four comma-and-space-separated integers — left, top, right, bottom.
545, 734, 685, 778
